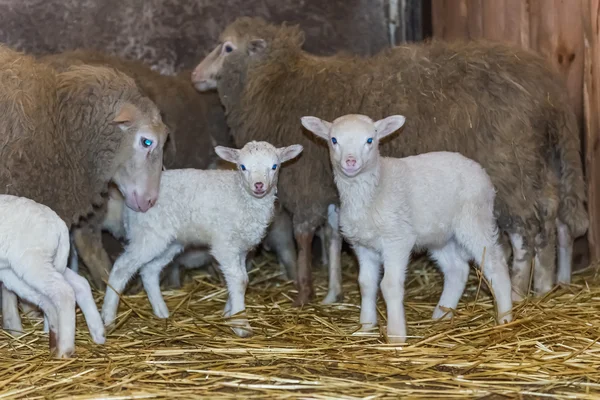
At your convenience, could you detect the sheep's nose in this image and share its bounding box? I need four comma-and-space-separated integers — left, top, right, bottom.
346, 158, 357, 167
255, 182, 264, 190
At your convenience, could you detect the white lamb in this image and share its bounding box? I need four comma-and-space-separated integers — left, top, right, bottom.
101, 140, 303, 337
301, 114, 513, 343
0, 195, 105, 357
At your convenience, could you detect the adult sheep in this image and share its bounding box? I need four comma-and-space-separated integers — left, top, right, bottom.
40, 50, 232, 289
192, 17, 587, 306
0, 44, 168, 341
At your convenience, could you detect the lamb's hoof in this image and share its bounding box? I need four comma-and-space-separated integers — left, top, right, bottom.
101, 311, 116, 328
511, 291, 525, 303
90, 327, 106, 345
321, 291, 344, 305
153, 306, 170, 320
432, 306, 453, 320
230, 320, 253, 338
387, 334, 406, 344
54, 346, 76, 359
359, 322, 377, 332
497, 313, 512, 325
293, 291, 314, 307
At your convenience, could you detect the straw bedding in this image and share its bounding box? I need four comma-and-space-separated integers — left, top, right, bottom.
1, 253, 599, 399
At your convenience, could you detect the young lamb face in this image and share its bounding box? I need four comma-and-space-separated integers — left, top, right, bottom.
215, 141, 303, 198
301, 114, 406, 177
111, 102, 168, 212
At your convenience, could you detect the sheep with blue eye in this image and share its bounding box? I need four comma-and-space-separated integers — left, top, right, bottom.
101, 140, 303, 337
302, 113, 513, 343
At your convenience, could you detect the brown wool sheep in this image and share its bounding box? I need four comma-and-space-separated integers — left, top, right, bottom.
0, 45, 168, 353
192, 17, 588, 306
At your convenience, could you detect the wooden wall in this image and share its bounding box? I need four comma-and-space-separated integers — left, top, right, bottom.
432, 0, 599, 264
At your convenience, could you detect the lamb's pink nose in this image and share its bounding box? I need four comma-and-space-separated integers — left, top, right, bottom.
255, 182, 264, 191
346, 158, 357, 167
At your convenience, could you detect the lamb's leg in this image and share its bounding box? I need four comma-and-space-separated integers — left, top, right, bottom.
213, 247, 252, 337
102, 242, 166, 326
2, 285, 23, 335
556, 218, 573, 285
380, 243, 412, 344
63, 269, 105, 344
354, 245, 381, 331
533, 222, 557, 296
293, 227, 315, 307
72, 226, 112, 290
139, 244, 184, 319
508, 233, 533, 302
430, 241, 470, 320
322, 204, 343, 304
0, 270, 60, 353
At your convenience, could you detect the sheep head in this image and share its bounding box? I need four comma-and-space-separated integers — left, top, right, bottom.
301, 114, 405, 177
191, 17, 304, 92
215, 140, 303, 198
110, 101, 168, 212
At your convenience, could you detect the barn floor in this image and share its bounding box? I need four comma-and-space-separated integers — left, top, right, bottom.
1, 253, 599, 399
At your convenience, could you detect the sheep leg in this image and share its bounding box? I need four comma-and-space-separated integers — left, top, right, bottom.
265, 210, 297, 280
0, 270, 60, 352
354, 245, 381, 331
430, 241, 470, 320
2, 284, 23, 335
322, 204, 343, 304
380, 242, 412, 344
293, 228, 315, 307
316, 227, 329, 267
69, 233, 79, 273
102, 243, 167, 326
63, 269, 105, 345
556, 218, 573, 285
72, 226, 111, 290
213, 247, 252, 338
533, 223, 557, 296
140, 244, 184, 319
508, 233, 533, 302
164, 263, 182, 289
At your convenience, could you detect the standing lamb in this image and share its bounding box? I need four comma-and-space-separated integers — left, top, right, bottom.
101, 141, 303, 337
0, 45, 168, 347
0, 195, 105, 358
302, 114, 513, 343
191, 17, 587, 305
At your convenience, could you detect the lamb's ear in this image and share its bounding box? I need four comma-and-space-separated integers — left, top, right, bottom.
278, 144, 304, 163
248, 39, 267, 55
300, 116, 332, 140
374, 115, 406, 140
112, 103, 138, 131
214, 146, 240, 164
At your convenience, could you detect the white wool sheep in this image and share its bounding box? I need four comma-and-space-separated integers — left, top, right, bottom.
301, 114, 513, 343
101, 141, 303, 337
0, 195, 105, 357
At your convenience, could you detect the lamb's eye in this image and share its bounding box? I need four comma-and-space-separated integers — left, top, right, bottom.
141, 137, 153, 148
331, 137, 337, 145
240, 164, 246, 171
225, 45, 233, 53
272, 164, 277, 170
367, 137, 373, 144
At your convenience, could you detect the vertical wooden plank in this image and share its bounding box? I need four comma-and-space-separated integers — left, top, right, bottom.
555, 0, 585, 123
431, 0, 447, 38
583, 0, 600, 262
466, 0, 483, 40
482, 0, 506, 42
520, 0, 531, 49
504, 0, 523, 45
444, 0, 469, 40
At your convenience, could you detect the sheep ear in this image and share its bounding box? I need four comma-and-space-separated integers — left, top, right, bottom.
300, 116, 331, 140
374, 115, 406, 139
278, 144, 304, 163
112, 103, 137, 130
214, 146, 240, 164
248, 39, 267, 55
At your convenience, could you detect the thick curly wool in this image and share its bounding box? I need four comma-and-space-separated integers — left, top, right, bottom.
101, 140, 302, 337
302, 114, 513, 343
196, 17, 587, 303
0, 195, 105, 358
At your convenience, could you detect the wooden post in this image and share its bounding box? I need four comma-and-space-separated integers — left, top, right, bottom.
583, 0, 600, 262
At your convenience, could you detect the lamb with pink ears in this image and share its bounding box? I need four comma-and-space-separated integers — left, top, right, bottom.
301, 114, 513, 343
